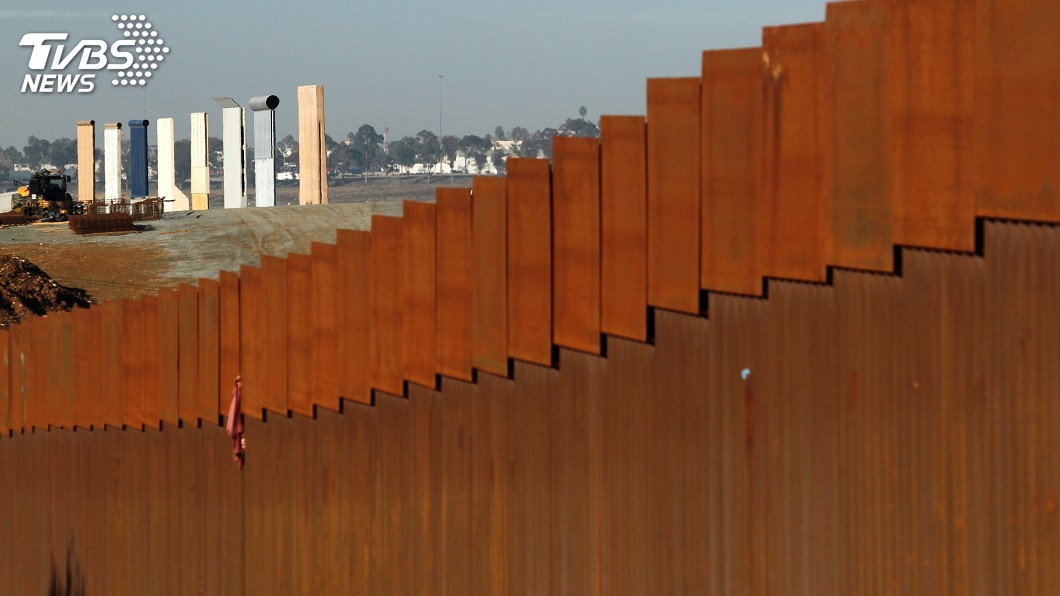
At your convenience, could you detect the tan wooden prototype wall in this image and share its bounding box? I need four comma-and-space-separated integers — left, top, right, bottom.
1, 0, 1059, 592
297, 84, 328, 205
75, 120, 95, 203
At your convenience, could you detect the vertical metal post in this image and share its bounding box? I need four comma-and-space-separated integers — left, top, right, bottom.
214, 98, 247, 209
103, 122, 123, 201
127, 119, 149, 199
249, 95, 280, 207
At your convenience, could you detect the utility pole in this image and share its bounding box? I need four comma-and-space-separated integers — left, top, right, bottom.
438, 74, 444, 139
438, 74, 444, 176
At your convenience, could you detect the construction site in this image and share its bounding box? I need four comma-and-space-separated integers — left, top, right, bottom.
1, 0, 1059, 593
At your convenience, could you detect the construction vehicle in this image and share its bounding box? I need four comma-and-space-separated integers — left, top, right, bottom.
2, 169, 85, 224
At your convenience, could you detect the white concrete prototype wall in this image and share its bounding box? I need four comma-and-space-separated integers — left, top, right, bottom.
190, 112, 210, 210
221, 106, 246, 209
249, 95, 279, 208
76, 120, 95, 203
103, 122, 122, 200
297, 84, 327, 205
157, 118, 190, 211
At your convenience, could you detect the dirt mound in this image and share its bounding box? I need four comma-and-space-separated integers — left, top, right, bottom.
0, 255, 92, 328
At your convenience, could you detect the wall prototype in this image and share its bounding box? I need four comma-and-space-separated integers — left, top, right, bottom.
215, 98, 247, 209
127, 120, 149, 198
297, 84, 327, 205
102, 122, 122, 200
156, 117, 191, 211
75, 120, 94, 202
190, 112, 209, 210
249, 95, 280, 208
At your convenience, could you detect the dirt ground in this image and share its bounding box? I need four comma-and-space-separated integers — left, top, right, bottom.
0, 176, 472, 304
0, 254, 92, 327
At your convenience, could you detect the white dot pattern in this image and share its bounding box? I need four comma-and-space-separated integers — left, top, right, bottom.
111, 14, 169, 88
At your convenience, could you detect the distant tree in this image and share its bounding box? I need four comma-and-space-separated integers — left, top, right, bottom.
277, 134, 298, 166
459, 135, 490, 173
23, 136, 50, 167
173, 139, 191, 183
441, 135, 459, 169
207, 136, 223, 169
579, 105, 588, 119
494, 125, 506, 141
523, 127, 559, 160
0, 146, 24, 171
48, 138, 77, 168
350, 124, 384, 173
389, 137, 418, 169
491, 150, 506, 174
327, 141, 356, 172
560, 118, 600, 138
510, 126, 530, 143
414, 129, 442, 175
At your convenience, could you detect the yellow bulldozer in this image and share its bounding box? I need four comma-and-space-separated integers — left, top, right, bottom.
3, 169, 85, 224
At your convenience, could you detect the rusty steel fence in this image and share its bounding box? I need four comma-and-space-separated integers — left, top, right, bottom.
1, 0, 1059, 592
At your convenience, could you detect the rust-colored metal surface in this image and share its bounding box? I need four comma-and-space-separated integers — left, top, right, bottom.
435, 188, 474, 381
826, 1, 894, 272
647, 77, 701, 313
67, 213, 137, 234
177, 283, 199, 425
890, 0, 975, 251
100, 301, 124, 428
402, 201, 438, 389
599, 115, 648, 341
24, 319, 46, 430
85, 305, 104, 429
6, 1, 1060, 590
46, 313, 73, 430
762, 23, 829, 282
69, 308, 90, 429
552, 138, 602, 354
3, 222, 1055, 594
130, 301, 149, 428
472, 176, 509, 377
140, 295, 160, 428
121, 299, 142, 428
0, 329, 10, 435
701, 48, 766, 296
336, 229, 372, 405
218, 271, 240, 416
238, 264, 265, 420
286, 252, 313, 417
506, 158, 553, 364
23, 318, 46, 430
158, 288, 180, 426
370, 215, 406, 397
261, 255, 289, 416
974, 0, 1060, 222
6, 326, 22, 433
197, 278, 220, 426
310, 241, 340, 411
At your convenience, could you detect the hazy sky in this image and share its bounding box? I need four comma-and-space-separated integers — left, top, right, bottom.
2, 0, 825, 148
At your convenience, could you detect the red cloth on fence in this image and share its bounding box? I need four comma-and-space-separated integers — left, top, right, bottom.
226, 377, 245, 469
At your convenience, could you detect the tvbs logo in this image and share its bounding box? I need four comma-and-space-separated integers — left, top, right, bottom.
19, 14, 169, 94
